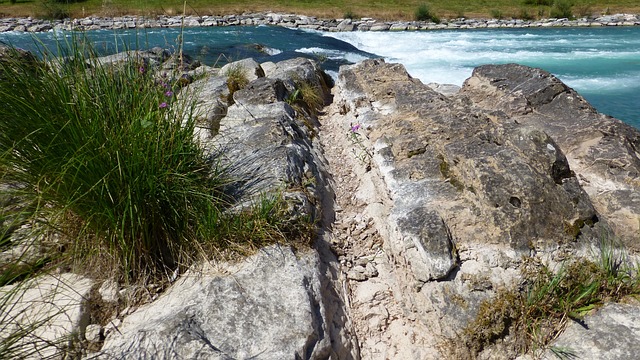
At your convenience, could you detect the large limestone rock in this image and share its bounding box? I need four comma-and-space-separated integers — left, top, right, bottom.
461, 64, 640, 249
334, 58, 600, 276
96, 246, 351, 359
325, 58, 609, 352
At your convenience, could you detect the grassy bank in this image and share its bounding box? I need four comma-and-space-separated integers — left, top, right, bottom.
0, 0, 638, 21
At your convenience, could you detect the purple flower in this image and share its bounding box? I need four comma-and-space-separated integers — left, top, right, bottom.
159, 102, 168, 109
165, 90, 174, 97
350, 123, 361, 132
139, 66, 145, 74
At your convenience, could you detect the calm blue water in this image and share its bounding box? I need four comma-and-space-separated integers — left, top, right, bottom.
1, 25, 638, 127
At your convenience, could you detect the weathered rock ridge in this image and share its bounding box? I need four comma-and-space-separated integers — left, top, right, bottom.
321, 59, 640, 358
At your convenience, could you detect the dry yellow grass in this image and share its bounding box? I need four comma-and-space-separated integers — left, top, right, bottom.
0, 0, 638, 20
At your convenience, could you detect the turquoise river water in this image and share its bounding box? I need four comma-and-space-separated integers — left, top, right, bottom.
1, 25, 638, 127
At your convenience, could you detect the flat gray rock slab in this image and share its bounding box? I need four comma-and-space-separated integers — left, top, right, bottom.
97, 246, 337, 360
545, 302, 640, 360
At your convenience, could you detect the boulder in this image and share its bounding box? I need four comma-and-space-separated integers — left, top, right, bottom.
461, 64, 640, 249
260, 57, 332, 102
94, 47, 171, 68
96, 246, 349, 360
220, 58, 265, 82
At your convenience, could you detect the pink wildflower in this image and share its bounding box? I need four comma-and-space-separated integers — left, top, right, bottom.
159, 102, 168, 109
350, 123, 361, 132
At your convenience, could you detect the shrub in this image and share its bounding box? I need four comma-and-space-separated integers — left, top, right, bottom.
415, 3, 437, 22
519, 8, 535, 20
225, 65, 249, 104
490, 9, 503, 20
343, 10, 357, 19
550, 0, 573, 19
454, 237, 640, 357
39, 0, 70, 20
0, 39, 316, 284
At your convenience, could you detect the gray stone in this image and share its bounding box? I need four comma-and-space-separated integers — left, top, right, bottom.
369, 23, 390, 31
336, 19, 354, 31
220, 58, 265, 82
261, 57, 331, 103
427, 82, 461, 96
84, 324, 102, 343
98, 279, 119, 303
96, 246, 351, 359
0, 273, 92, 359
395, 207, 456, 281
544, 303, 640, 360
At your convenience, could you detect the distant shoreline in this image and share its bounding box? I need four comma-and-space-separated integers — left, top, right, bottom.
0, 12, 638, 33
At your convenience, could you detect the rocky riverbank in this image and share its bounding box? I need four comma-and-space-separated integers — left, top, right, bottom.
0, 12, 639, 33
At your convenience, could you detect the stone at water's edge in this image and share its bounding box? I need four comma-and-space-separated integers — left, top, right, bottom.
461, 64, 640, 250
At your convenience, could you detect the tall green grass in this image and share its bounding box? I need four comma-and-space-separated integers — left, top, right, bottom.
0, 41, 233, 281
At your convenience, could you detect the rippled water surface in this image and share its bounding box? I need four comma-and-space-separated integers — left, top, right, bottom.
327, 27, 640, 127
1, 26, 638, 127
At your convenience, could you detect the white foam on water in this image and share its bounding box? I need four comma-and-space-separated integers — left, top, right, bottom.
324, 29, 640, 90
262, 47, 282, 55
562, 74, 640, 93
295, 47, 370, 63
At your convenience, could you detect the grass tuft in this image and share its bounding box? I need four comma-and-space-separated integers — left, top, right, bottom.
0, 38, 313, 285
550, 0, 573, 18
224, 64, 249, 104
453, 236, 640, 358
415, 3, 439, 23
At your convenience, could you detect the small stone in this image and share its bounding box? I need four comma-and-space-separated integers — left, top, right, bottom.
85, 324, 102, 342
99, 279, 120, 303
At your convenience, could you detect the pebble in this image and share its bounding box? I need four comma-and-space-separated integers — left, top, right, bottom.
0, 13, 638, 33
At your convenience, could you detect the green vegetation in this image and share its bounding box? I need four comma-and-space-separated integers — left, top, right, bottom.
454, 237, 640, 358
224, 64, 249, 104
0, 40, 312, 285
550, 0, 574, 18
286, 79, 324, 118
0, 37, 316, 357
415, 3, 439, 23
343, 9, 357, 19
0, 0, 638, 21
